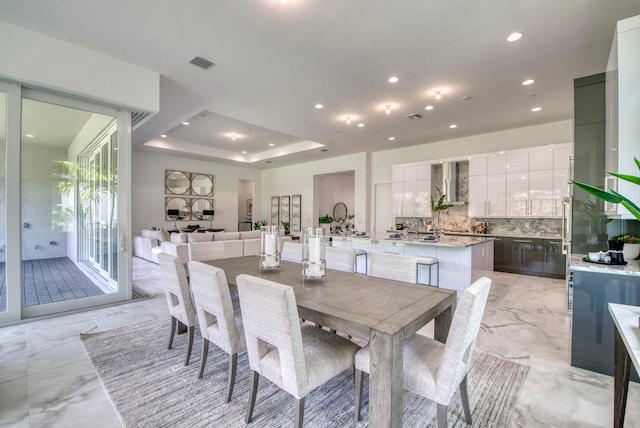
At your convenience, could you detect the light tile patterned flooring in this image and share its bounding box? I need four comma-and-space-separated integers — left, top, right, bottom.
0, 257, 639, 427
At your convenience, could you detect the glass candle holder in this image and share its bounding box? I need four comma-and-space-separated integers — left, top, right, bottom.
260, 225, 281, 269
302, 227, 326, 278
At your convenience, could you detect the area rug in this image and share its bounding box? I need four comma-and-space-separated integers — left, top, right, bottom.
81, 317, 528, 427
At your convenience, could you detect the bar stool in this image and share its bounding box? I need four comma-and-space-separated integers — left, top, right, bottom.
354, 249, 367, 274
416, 256, 439, 287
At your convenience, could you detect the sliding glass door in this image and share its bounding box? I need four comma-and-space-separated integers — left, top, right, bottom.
0, 83, 131, 323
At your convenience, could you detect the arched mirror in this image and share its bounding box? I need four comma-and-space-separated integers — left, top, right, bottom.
191, 174, 213, 196
166, 197, 191, 220
165, 171, 190, 195
191, 198, 214, 220
333, 202, 348, 223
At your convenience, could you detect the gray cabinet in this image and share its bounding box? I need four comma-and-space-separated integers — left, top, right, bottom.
493, 236, 565, 279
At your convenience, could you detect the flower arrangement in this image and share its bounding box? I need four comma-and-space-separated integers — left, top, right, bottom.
617, 234, 640, 244
318, 214, 334, 224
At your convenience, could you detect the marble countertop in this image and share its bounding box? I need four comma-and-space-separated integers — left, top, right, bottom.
571, 254, 640, 277
331, 233, 494, 248
384, 230, 561, 240
608, 303, 640, 372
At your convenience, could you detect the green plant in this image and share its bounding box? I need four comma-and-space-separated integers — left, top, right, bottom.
571, 157, 640, 221
318, 214, 334, 224
253, 220, 267, 230
617, 234, 640, 244
281, 221, 290, 231
430, 193, 453, 213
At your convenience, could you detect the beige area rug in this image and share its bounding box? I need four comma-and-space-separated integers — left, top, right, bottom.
81, 317, 528, 427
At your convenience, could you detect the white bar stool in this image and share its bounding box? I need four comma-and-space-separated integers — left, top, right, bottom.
416, 256, 439, 287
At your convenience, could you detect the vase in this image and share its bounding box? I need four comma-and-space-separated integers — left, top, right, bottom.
622, 243, 640, 261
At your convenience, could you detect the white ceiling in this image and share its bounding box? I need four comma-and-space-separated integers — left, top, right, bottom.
2, 1, 639, 169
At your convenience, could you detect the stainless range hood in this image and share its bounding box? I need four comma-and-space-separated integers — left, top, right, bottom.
441, 161, 465, 205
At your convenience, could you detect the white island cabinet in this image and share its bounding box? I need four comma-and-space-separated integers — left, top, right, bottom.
332, 235, 494, 295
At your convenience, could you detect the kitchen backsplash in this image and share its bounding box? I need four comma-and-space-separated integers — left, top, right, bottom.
394, 215, 563, 238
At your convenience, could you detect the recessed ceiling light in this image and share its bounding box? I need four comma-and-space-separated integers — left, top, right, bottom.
269, 143, 274, 147
182, 121, 190, 126
232, 134, 237, 141
25, 134, 34, 138
388, 76, 399, 83
531, 107, 542, 112
345, 116, 352, 125
160, 134, 167, 138
315, 104, 323, 109
449, 124, 457, 129
385, 105, 392, 115
242, 151, 247, 154
522, 79, 535, 86
435, 90, 442, 100
425, 105, 434, 111
357, 123, 365, 128
507, 32, 523, 42
388, 137, 396, 141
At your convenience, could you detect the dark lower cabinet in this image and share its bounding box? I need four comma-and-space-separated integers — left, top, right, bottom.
571, 269, 640, 381
494, 236, 565, 279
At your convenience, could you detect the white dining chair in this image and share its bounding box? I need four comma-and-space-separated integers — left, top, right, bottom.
354, 276, 492, 427
188, 241, 225, 262
158, 252, 198, 366
324, 246, 357, 273
281, 241, 303, 263
236, 274, 360, 427
188, 261, 246, 402
368, 252, 419, 283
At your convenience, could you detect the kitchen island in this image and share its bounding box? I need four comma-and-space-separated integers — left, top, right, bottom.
571, 255, 640, 380
331, 234, 494, 294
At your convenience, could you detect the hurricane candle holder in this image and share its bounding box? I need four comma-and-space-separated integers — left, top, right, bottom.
302, 227, 326, 278
259, 225, 281, 270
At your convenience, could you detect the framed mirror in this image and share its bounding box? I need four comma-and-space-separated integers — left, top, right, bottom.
165, 170, 190, 195
165, 197, 191, 220
191, 198, 214, 220
191, 173, 213, 196
333, 202, 348, 223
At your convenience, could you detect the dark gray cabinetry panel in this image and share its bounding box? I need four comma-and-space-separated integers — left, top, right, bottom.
493, 237, 565, 279
571, 270, 640, 381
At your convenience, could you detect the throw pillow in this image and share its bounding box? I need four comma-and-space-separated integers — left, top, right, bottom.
171, 233, 187, 243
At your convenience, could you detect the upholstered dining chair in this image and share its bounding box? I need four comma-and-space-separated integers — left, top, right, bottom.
235, 274, 360, 427
354, 276, 492, 427
281, 241, 303, 263
188, 261, 246, 402
324, 246, 357, 273
367, 252, 419, 283
157, 252, 198, 366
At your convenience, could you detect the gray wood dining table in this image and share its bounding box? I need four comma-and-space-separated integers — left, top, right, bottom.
202, 255, 456, 427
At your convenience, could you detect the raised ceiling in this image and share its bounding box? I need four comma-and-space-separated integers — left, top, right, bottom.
1, 1, 640, 169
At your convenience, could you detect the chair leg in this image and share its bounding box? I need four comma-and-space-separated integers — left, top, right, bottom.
354, 369, 364, 422
225, 353, 238, 403
197, 339, 209, 379
295, 397, 305, 428
437, 403, 447, 428
168, 316, 177, 350
246, 370, 259, 423
184, 326, 195, 366
460, 374, 473, 425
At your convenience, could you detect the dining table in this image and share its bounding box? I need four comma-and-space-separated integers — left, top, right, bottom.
202, 255, 456, 427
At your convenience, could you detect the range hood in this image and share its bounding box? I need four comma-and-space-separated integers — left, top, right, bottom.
441, 161, 465, 205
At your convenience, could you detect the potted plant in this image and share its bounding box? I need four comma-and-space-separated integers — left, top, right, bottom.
318, 214, 333, 233
281, 221, 291, 235
617, 234, 640, 260
430, 191, 452, 236
253, 220, 267, 230
572, 157, 640, 259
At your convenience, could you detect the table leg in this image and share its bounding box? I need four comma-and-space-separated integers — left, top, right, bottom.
434, 301, 454, 343
614, 327, 631, 428
369, 328, 403, 427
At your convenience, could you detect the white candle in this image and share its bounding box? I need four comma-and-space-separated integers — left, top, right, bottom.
264, 233, 276, 267
308, 236, 321, 273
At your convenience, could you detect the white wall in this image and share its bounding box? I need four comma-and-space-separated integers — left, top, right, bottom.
0, 21, 159, 113
261, 153, 368, 231
132, 151, 262, 235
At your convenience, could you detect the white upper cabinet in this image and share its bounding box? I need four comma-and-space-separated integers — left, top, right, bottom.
605, 15, 640, 218
391, 163, 431, 217
506, 152, 528, 173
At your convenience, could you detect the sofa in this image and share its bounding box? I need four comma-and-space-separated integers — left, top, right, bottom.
133, 229, 171, 263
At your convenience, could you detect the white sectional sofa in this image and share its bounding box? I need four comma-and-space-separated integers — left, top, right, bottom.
135, 229, 292, 264
133, 229, 171, 263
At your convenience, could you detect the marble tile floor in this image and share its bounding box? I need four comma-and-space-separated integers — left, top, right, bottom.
1, 258, 639, 427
